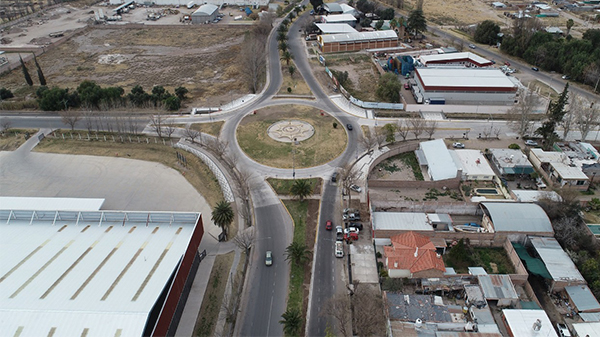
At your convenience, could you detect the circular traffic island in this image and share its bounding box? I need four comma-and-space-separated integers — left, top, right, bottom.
237, 105, 347, 169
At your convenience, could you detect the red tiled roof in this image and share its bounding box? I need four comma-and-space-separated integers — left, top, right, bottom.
385, 232, 445, 273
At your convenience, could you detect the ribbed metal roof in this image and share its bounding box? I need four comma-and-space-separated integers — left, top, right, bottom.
319, 30, 397, 43
0, 209, 200, 337
481, 202, 553, 233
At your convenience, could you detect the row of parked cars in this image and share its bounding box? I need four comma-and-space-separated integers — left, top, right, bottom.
326, 208, 364, 258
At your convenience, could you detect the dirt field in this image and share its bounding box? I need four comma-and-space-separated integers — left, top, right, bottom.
403, 0, 504, 26
1, 25, 249, 106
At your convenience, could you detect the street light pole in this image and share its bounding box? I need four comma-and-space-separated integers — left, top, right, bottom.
292, 137, 297, 179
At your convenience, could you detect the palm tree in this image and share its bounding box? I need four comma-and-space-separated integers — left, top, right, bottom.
288, 65, 296, 79
277, 30, 288, 42
211, 200, 234, 238
279, 41, 288, 53
285, 241, 311, 266
280, 308, 302, 336
290, 179, 311, 200
278, 24, 288, 34
281, 51, 293, 66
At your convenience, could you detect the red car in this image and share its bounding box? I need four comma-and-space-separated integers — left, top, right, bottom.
504, 61, 511, 66
325, 220, 332, 230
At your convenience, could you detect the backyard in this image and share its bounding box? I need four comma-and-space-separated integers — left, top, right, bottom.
444, 240, 515, 274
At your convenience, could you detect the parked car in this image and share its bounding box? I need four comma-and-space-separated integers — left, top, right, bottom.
350, 222, 363, 230
504, 61, 511, 66
531, 67, 539, 71
556, 323, 571, 337
404, 82, 410, 90
325, 220, 332, 230
536, 178, 547, 189
346, 124, 353, 131
265, 250, 273, 266
350, 184, 362, 193
335, 241, 344, 257
525, 139, 538, 146
343, 213, 361, 221
331, 172, 338, 183
336, 226, 343, 240
453, 142, 465, 148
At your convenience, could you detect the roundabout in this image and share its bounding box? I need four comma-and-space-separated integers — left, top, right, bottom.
236, 104, 348, 169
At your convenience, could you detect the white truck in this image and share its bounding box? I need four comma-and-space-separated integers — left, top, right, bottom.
187, 1, 195, 9
335, 241, 344, 258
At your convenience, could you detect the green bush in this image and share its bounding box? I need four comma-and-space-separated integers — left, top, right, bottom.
508, 143, 521, 150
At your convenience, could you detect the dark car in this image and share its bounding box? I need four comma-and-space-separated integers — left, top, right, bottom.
531, 67, 539, 71
325, 220, 332, 230
346, 124, 353, 131
350, 222, 363, 230
331, 172, 338, 183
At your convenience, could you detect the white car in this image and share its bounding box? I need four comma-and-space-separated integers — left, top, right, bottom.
525, 140, 538, 146
556, 323, 571, 337
453, 142, 465, 148
265, 250, 273, 266
350, 184, 362, 193
469, 44, 476, 49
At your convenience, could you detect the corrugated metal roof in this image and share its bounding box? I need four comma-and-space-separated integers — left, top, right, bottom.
502, 309, 558, 337
481, 202, 553, 233
321, 13, 357, 23
193, 3, 218, 15
469, 267, 488, 275
478, 275, 519, 300
0, 209, 200, 337
579, 312, 600, 322
419, 139, 458, 181
0, 196, 105, 211
530, 236, 586, 283
323, 3, 343, 12
416, 68, 517, 89
419, 52, 492, 66
572, 322, 600, 337
315, 23, 358, 34
565, 285, 600, 312
372, 212, 432, 231
319, 30, 396, 43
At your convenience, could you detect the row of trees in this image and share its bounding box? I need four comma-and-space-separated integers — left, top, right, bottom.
241, 12, 274, 93
501, 20, 600, 90
35, 81, 189, 111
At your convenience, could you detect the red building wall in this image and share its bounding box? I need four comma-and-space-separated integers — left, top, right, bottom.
151, 215, 204, 337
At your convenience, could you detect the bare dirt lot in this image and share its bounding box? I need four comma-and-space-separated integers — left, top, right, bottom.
403, 0, 504, 26
1, 25, 249, 106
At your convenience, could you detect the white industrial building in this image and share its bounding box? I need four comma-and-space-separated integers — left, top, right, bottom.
413, 68, 519, 105
320, 14, 357, 26
0, 207, 204, 337
451, 149, 496, 181
314, 23, 358, 34
192, 4, 219, 24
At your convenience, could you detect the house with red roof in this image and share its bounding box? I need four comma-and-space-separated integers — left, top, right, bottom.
384, 232, 446, 278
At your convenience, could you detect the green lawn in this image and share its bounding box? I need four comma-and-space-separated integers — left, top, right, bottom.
267, 178, 322, 195
237, 105, 347, 168
283, 200, 308, 312
444, 245, 515, 274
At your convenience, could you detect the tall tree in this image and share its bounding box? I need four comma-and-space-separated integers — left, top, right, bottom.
474, 20, 500, 45
33, 54, 46, 86
19, 54, 33, 86
279, 308, 302, 336
320, 294, 351, 337
508, 88, 539, 138
535, 83, 569, 149
211, 200, 235, 238
573, 95, 600, 140
281, 50, 293, 66
376, 73, 402, 103
290, 179, 312, 200
174, 86, 188, 100
566, 18, 574, 36
241, 32, 266, 94
407, 9, 426, 37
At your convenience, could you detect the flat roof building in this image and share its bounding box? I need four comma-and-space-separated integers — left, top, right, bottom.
0, 208, 204, 337
415, 139, 459, 181
501, 309, 558, 337
572, 322, 600, 337
488, 149, 534, 175
451, 149, 496, 181
413, 68, 518, 105
529, 148, 590, 190
320, 13, 357, 25
529, 236, 586, 291
0, 196, 105, 211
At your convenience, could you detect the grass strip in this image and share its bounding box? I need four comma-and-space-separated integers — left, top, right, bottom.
267, 178, 321, 195
194, 252, 235, 337
282, 200, 308, 312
